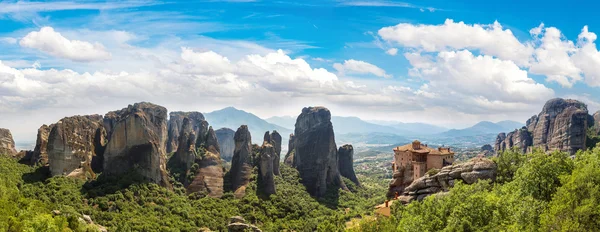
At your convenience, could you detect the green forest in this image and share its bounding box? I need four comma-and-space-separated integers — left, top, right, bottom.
352, 146, 600, 232
0, 155, 387, 232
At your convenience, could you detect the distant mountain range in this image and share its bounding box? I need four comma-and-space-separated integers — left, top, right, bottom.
204, 107, 292, 141
438, 120, 524, 137
205, 107, 524, 147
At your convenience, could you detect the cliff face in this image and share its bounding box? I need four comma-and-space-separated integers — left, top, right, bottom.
187, 126, 224, 197
230, 125, 253, 198
338, 144, 360, 186
401, 158, 497, 202
0, 128, 17, 156
593, 111, 600, 135
215, 128, 235, 162
292, 107, 347, 197
258, 141, 276, 196
167, 112, 206, 153
284, 134, 295, 166
496, 98, 589, 155
31, 124, 54, 165
102, 102, 171, 187
47, 115, 106, 178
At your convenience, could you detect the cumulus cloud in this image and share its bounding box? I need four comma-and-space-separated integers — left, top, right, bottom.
333, 59, 392, 78
379, 19, 533, 66
385, 48, 398, 56
405, 50, 554, 112
20, 27, 112, 62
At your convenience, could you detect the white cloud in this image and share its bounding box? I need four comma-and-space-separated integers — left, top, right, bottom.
386, 48, 398, 56
0, 1, 158, 14
572, 26, 600, 87
0, 37, 17, 44
20, 27, 112, 62
529, 24, 581, 87
333, 59, 392, 78
405, 50, 554, 111
378, 19, 533, 66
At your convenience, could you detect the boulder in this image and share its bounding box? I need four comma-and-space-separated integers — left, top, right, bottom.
31, 124, 54, 165
227, 216, 262, 232
46, 115, 106, 178
0, 128, 17, 156
293, 107, 347, 197
215, 128, 235, 162
230, 125, 253, 198
102, 102, 171, 187
259, 141, 276, 196
338, 144, 360, 186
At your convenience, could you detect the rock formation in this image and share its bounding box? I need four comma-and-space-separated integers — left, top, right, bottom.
46, 115, 106, 178
493, 133, 506, 154
31, 124, 54, 165
102, 102, 171, 187
230, 125, 253, 198
227, 216, 262, 232
593, 111, 600, 135
338, 144, 360, 186
263, 131, 282, 175
259, 140, 276, 196
167, 112, 206, 153
215, 128, 235, 162
186, 126, 224, 197
0, 128, 17, 156
284, 134, 295, 166
496, 127, 533, 154
480, 144, 494, 156
400, 158, 497, 202
292, 107, 347, 197
495, 98, 589, 155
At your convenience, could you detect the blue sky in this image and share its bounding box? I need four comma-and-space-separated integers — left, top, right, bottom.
1, 0, 600, 141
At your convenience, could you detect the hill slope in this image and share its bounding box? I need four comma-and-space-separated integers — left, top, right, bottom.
439, 120, 524, 137
205, 107, 292, 141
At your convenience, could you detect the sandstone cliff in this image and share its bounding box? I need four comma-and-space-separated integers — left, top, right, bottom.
259, 141, 276, 196
186, 126, 224, 197
400, 158, 497, 202
284, 133, 295, 166
338, 144, 360, 186
496, 98, 588, 155
230, 125, 253, 198
31, 124, 54, 165
269, 131, 282, 175
102, 102, 171, 187
593, 111, 600, 135
0, 128, 17, 156
47, 115, 106, 179
215, 128, 235, 162
167, 112, 206, 153
293, 107, 347, 197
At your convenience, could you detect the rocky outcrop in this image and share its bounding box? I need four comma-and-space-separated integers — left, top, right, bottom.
401, 158, 497, 202
284, 134, 295, 166
496, 98, 589, 155
0, 128, 17, 156
227, 216, 262, 232
259, 141, 276, 196
338, 144, 360, 186
46, 115, 106, 178
215, 128, 235, 162
31, 124, 54, 165
593, 111, 600, 135
230, 125, 253, 198
493, 133, 506, 155
387, 163, 415, 198
480, 144, 494, 156
292, 107, 347, 197
186, 126, 223, 197
167, 112, 206, 154
102, 102, 171, 187
268, 131, 282, 175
